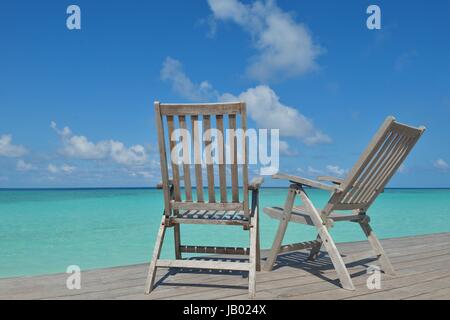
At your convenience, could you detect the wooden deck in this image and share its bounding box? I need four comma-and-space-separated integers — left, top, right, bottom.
1, 232, 450, 300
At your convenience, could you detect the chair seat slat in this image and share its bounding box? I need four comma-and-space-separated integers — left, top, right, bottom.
350, 132, 403, 203
203, 115, 216, 203
343, 131, 397, 203
171, 201, 243, 211
362, 136, 414, 204
357, 135, 411, 204
229, 114, 239, 203
191, 115, 204, 202
240, 104, 249, 216
166, 115, 181, 201
216, 115, 227, 203
178, 115, 193, 201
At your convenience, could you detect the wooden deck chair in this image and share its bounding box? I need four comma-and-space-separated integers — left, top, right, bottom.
263, 116, 425, 290
145, 101, 263, 299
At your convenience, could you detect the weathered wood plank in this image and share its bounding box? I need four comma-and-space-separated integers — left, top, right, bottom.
160, 103, 242, 116
191, 115, 204, 202
166, 115, 181, 201
170, 201, 243, 211
2, 233, 450, 300
154, 102, 171, 216
228, 114, 239, 203
203, 115, 215, 203
178, 115, 192, 201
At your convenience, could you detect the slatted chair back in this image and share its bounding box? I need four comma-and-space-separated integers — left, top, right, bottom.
154, 101, 250, 218
325, 116, 425, 213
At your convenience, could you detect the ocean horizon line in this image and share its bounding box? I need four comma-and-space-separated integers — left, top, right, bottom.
1, 186, 450, 191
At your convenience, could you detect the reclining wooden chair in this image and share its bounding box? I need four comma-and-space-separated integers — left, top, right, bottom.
263, 116, 425, 290
145, 101, 263, 298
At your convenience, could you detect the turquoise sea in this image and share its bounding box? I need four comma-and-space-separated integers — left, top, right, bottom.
1, 188, 450, 279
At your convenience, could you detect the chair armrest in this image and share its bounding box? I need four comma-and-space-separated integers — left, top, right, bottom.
248, 176, 264, 190
273, 173, 342, 192
317, 176, 344, 185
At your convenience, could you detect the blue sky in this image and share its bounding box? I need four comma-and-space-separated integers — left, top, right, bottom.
0, 0, 449, 188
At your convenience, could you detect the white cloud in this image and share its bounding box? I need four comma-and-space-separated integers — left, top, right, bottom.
51, 122, 148, 166
47, 164, 76, 174
161, 57, 218, 101
278, 140, 298, 156
130, 171, 153, 179
0, 134, 27, 157
47, 164, 60, 174
394, 50, 418, 71
109, 141, 147, 166
51, 121, 108, 159
325, 165, 347, 177
62, 135, 110, 159
434, 158, 449, 172
16, 159, 34, 172
295, 165, 347, 178
161, 58, 330, 145
61, 164, 76, 173
221, 85, 331, 145
307, 166, 323, 176
207, 0, 322, 82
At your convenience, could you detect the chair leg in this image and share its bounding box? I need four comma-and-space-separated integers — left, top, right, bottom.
174, 223, 182, 260
316, 225, 355, 290
144, 216, 167, 294
359, 221, 396, 276
263, 187, 297, 271
255, 210, 261, 272
308, 234, 323, 261
248, 211, 258, 299
298, 188, 355, 291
